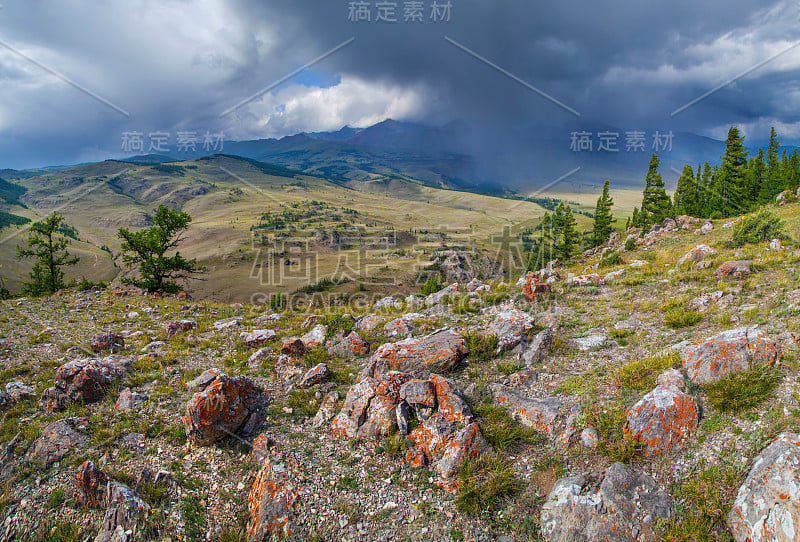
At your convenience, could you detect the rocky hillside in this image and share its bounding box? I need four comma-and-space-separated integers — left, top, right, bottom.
2, 201, 800, 541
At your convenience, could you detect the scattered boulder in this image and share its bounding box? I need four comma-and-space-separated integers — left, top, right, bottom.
520, 271, 549, 300
574, 334, 607, 351
614, 315, 641, 331
248, 347, 274, 368
331, 372, 410, 440
383, 313, 423, 338
312, 391, 340, 428
697, 222, 714, 233
579, 427, 599, 449
183, 373, 266, 445
297, 363, 330, 388
425, 283, 460, 306
213, 317, 241, 330
326, 331, 369, 357
26, 417, 89, 467
114, 388, 148, 413
728, 432, 800, 542
280, 337, 306, 357
489, 384, 563, 438
185, 368, 221, 391
95, 482, 148, 542
676, 244, 715, 267
76, 460, 108, 508
247, 455, 301, 540
41, 356, 134, 411
565, 273, 604, 286
300, 324, 327, 349
770, 238, 782, 251
604, 268, 626, 282
520, 328, 553, 367
240, 329, 276, 347
4, 381, 34, 402
624, 384, 698, 456
687, 290, 733, 312
362, 329, 468, 379
714, 260, 753, 279
485, 310, 536, 352
90, 333, 125, 353
355, 314, 387, 333
375, 296, 402, 309
167, 319, 197, 336
252, 313, 281, 326
682, 327, 780, 385
275, 355, 306, 382
540, 462, 672, 542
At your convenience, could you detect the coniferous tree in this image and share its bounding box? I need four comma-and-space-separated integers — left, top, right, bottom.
555, 204, 579, 261
718, 126, 748, 217
592, 180, 615, 246
761, 127, 781, 203
699, 162, 713, 217
534, 212, 553, 269
744, 149, 766, 208
118, 205, 204, 293
640, 154, 672, 227
673, 164, 697, 216
631, 207, 640, 228
16, 213, 79, 296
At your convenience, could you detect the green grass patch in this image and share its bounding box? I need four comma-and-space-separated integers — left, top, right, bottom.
705, 365, 782, 413
616, 352, 680, 392
581, 401, 643, 463
456, 453, 515, 516
464, 333, 498, 363
664, 309, 702, 329
496, 361, 524, 376
180, 494, 206, 539
472, 403, 542, 450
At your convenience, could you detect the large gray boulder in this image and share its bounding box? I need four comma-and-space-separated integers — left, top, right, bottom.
682, 327, 780, 385
727, 432, 800, 542
540, 462, 672, 542
485, 309, 536, 352
362, 329, 468, 379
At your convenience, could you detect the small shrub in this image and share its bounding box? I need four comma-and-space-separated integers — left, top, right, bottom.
617, 352, 680, 391
464, 333, 498, 363
728, 210, 785, 248
180, 494, 206, 539
47, 487, 65, 509
624, 238, 636, 251
286, 388, 320, 417
456, 453, 515, 516
496, 361, 524, 376
599, 251, 623, 268
582, 401, 644, 462
472, 403, 541, 450
664, 309, 702, 329
705, 365, 782, 413
419, 275, 445, 296
383, 434, 405, 459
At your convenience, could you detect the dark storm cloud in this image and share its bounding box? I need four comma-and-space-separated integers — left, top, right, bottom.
0, 0, 798, 168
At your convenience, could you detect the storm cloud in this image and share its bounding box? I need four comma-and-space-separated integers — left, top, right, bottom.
0, 0, 799, 169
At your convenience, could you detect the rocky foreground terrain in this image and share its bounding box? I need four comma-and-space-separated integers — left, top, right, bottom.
3, 209, 800, 541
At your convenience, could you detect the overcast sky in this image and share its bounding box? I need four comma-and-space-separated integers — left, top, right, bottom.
1, 0, 799, 168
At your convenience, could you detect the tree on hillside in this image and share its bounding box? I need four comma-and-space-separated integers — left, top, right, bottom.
718, 126, 748, 217
760, 127, 781, 203
592, 180, 614, 246
640, 154, 672, 227
16, 213, 79, 296
553, 203, 579, 261
117, 205, 204, 293
531, 212, 553, 270
744, 149, 765, 208
672, 164, 697, 216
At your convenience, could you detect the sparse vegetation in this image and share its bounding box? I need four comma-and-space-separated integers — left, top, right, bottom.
456, 453, 516, 516
705, 365, 782, 413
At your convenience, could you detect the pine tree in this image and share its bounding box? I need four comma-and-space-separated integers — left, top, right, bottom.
15, 213, 80, 296
761, 127, 781, 203
556, 205, 579, 261
640, 154, 672, 227
699, 162, 713, 218
744, 149, 765, 208
534, 212, 553, 270
592, 180, 615, 246
672, 164, 697, 216
631, 207, 640, 228
718, 126, 748, 217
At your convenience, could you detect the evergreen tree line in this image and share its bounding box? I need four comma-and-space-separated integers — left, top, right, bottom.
633, 126, 800, 227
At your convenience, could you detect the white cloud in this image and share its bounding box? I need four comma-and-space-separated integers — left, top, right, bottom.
230, 76, 430, 138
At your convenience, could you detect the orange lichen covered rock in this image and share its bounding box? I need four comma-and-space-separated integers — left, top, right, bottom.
41, 356, 133, 411
297, 363, 330, 388
90, 333, 125, 353
365, 329, 468, 378
682, 327, 780, 385
485, 309, 536, 352
239, 329, 276, 347
436, 422, 488, 482
182, 373, 265, 445
623, 385, 698, 456
714, 260, 753, 279
247, 456, 300, 541
521, 271, 549, 300
326, 331, 370, 357
330, 371, 410, 439
76, 460, 108, 508
489, 384, 563, 438
727, 432, 800, 542
280, 337, 306, 357
166, 319, 197, 336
